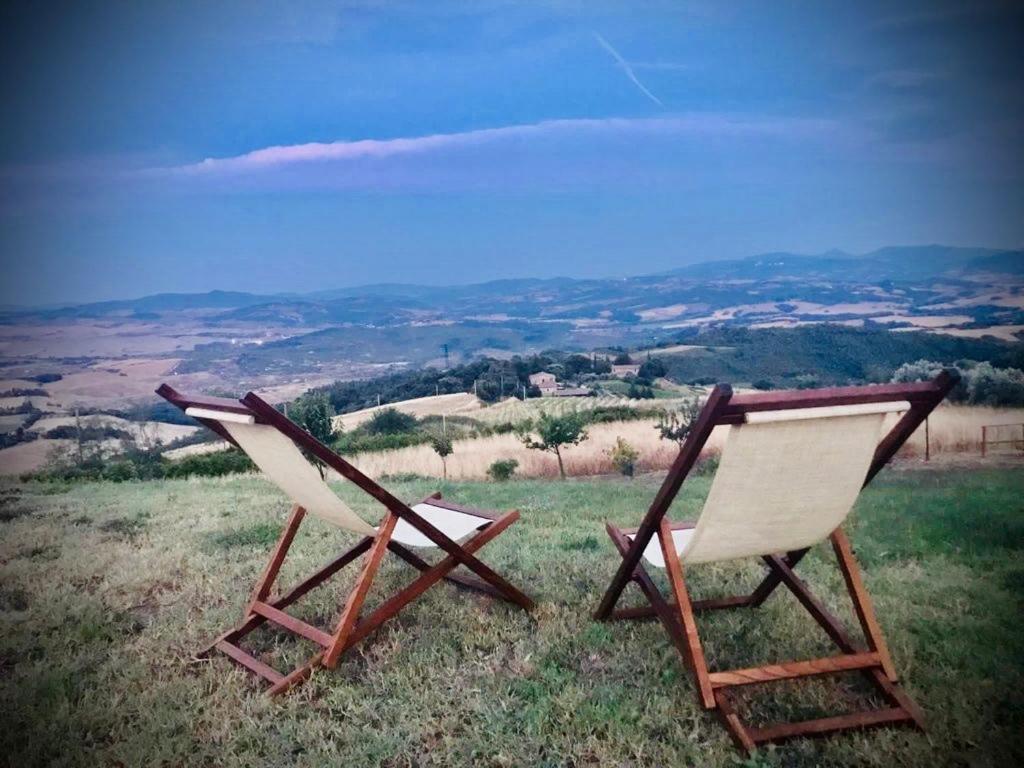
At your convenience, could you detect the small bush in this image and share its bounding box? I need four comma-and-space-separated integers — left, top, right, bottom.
608, 437, 639, 477
487, 459, 519, 481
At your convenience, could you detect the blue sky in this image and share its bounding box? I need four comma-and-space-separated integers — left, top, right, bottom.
1, 0, 1022, 304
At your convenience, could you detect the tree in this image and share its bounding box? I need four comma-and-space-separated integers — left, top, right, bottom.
519, 412, 588, 479
613, 352, 633, 365
292, 393, 335, 443
291, 392, 335, 477
430, 434, 453, 479
563, 354, 593, 379
656, 398, 702, 449
639, 357, 667, 379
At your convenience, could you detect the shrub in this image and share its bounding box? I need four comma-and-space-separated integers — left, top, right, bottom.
366, 408, 419, 435
638, 357, 667, 379
608, 437, 639, 477
891, 359, 1024, 406
487, 459, 519, 481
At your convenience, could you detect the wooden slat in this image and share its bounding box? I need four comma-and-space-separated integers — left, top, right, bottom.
324, 512, 400, 667
247, 505, 306, 614
250, 601, 334, 648
214, 640, 284, 684
659, 517, 716, 709
750, 707, 912, 744
723, 379, 946, 418
708, 652, 880, 688
830, 529, 898, 681
605, 524, 690, 661
714, 691, 756, 754
417, 493, 502, 522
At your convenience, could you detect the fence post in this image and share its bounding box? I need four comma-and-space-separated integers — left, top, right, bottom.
981, 425, 986, 458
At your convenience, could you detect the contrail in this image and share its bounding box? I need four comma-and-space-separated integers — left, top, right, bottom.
593, 32, 663, 107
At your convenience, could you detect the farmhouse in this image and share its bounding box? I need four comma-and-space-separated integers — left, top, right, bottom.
611, 363, 642, 377
529, 371, 558, 396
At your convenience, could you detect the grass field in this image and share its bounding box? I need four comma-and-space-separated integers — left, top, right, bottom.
1, 466, 1022, 766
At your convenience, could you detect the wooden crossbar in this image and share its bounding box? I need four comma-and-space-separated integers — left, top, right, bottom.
707, 652, 881, 687
250, 601, 334, 648
215, 640, 284, 685
749, 707, 912, 745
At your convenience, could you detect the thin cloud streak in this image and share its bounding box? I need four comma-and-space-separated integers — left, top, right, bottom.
593, 33, 664, 107
153, 114, 838, 177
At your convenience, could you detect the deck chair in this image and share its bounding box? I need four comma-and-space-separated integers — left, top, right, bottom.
593, 372, 956, 752
157, 384, 534, 696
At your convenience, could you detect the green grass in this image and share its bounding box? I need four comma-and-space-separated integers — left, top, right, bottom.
0, 466, 1022, 766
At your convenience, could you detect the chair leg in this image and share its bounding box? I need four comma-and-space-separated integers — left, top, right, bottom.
830, 528, 898, 681
323, 511, 399, 668
658, 518, 716, 709
246, 505, 306, 616
604, 523, 691, 662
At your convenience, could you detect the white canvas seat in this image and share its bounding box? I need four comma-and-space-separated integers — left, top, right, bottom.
395, 503, 491, 547
630, 401, 908, 569
192, 411, 490, 547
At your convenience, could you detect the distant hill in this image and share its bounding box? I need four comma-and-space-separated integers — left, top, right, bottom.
667, 245, 1016, 282
31, 290, 282, 319
3, 245, 1021, 365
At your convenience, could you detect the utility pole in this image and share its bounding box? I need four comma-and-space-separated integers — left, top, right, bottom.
474, 380, 478, 397
377, 394, 381, 407
75, 406, 83, 465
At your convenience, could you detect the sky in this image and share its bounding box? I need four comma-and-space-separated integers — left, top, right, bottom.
0, 0, 1022, 305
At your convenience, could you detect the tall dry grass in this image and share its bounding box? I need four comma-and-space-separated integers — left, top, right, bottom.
342, 404, 1024, 481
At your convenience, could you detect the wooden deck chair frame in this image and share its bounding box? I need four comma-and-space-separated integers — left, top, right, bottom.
157, 384, 534, 696
593, 371, 956, 753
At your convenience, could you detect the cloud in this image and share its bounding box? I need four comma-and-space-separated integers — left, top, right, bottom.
152, 114, 836, 177
592, 33, 664, 107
